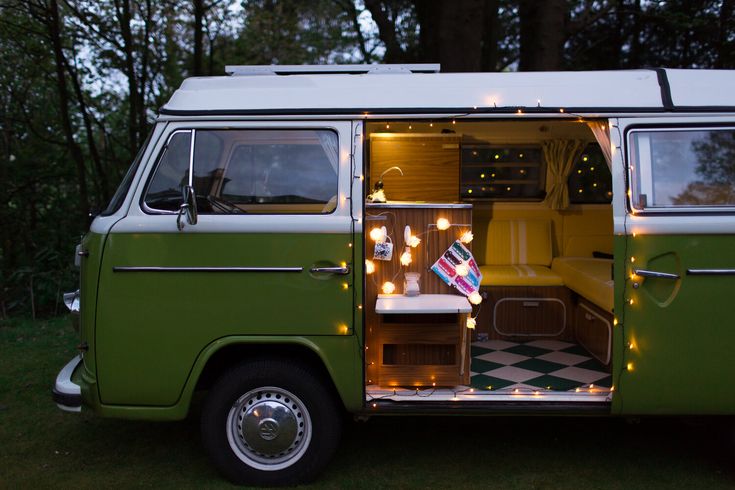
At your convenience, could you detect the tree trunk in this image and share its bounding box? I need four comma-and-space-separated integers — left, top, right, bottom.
193, 0, 205, 75
47, 0, 90, 222
519, 0, 568, 71
364, 0, 408, 63
481, 0, 500, 71
114, 0, 140, 156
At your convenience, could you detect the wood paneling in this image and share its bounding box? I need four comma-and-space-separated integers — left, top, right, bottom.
369, 134, 461, 203
364, 205, 473, 387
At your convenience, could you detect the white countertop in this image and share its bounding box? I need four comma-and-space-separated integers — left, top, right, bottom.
376, 294, 472, 314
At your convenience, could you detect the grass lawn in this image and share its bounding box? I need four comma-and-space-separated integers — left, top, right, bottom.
1, 317, 734, 489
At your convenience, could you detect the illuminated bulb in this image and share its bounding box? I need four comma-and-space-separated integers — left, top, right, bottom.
429, 122, 434, 127
385, 123, 390, 129
626, 362, 634, 372
468, 291, 483, 305
480, 173, 486, 179
517, 109, 523, 114
340, 324, 349, 334
399, 248, 412, 266
452, 120, 456, 125
460, 231, 474, 244
628, 298, 635, 305
456, 263, 470, 276
436, 218, 451, 230
342, 282, 349, 290
365, 259, 375, 274
583, 156, 588, 162
348, 242, 353, 247
382, 281, 396, 294
630, 256, 636, 263
466, 317, 476, 330
575, 387, 581, 392
613, 317, 618, 326
468, 189, 473, 194
514, 388, 520, 393
408, 124, 412, 130
359, 175, 364, 181
369, 227, 384, 242
408, 235, 421, 248
560, 108, 565, 113
590, 167, 595, 171
494, 154, 500, 160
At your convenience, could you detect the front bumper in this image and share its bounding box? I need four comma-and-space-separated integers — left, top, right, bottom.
52, 355, 83, 412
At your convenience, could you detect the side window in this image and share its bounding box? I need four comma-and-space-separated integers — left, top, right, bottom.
568, 144, 613, 204
194, 129, 339, 214
144, 131, 192, 212
629, 128, 735, 211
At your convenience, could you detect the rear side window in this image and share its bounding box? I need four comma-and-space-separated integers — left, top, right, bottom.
144, 129, 339, 214
629, 128, 735, 211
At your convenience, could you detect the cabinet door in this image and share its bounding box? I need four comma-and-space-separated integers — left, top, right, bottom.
370, 134, 460, 202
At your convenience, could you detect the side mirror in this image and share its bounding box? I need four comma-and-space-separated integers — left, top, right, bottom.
176, 185, 198, 231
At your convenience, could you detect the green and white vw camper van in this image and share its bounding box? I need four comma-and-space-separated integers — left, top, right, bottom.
53, 65, 735, 486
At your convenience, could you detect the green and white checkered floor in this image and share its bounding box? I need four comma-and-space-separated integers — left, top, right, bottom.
471, 339, 612, 392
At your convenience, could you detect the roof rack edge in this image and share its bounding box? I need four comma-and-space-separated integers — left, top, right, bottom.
224, 64, 441, 76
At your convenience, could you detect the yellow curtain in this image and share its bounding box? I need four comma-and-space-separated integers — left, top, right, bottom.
543, 139, 586, 210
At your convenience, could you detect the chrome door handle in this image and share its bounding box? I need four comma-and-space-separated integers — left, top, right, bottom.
310, 265, 350, 275
634, 269, 679, 280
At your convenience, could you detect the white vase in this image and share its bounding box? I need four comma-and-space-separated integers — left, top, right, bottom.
404, 272, 421, 297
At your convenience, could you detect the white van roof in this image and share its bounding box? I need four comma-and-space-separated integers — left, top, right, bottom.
160, 67, 735, 116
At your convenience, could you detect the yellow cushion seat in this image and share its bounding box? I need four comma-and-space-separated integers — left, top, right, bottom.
479, 265, 564, 287
551, 257, 614, 312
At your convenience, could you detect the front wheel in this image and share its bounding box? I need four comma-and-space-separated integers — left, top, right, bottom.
201, 359, 342, 486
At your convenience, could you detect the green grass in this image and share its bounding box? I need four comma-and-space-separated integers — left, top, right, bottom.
1, 317, 734, 489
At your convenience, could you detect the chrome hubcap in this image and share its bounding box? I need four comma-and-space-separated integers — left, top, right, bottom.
226, 387, 312, 471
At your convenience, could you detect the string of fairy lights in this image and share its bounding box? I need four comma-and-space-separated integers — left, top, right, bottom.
365, 214, 483, 331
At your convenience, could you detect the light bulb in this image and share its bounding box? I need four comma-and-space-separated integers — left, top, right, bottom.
456, 263, 469, 276
369, 227, 384, 242
468, 291, 482, 305
365, 260, 375, 274
382, 281, 396, 294
436, 218, 450, 230
400, 248, 412, 266
460, 231, 474, 244
466, 317, 476, 329
408, 235, 421, 248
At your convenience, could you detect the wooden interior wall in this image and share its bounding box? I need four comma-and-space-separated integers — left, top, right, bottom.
369, 134, 461, 203
364, 205, 472, 385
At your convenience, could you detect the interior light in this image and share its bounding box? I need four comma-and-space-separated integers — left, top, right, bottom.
365, 259, 375, 274
436, 218, 451, 230
460, 231, 474, 244
382, 281, 396, 294
627, 362, 634, 372
468, 291, 483, 305
466, 317, 476, 329
408, 235, 421, 248
399, 248, 412, 266
369, 227, 385, 242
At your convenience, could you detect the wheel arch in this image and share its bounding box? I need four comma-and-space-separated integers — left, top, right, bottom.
182, 336, 360, 415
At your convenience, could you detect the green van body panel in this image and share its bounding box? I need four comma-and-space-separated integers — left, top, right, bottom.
615, 233, 735, 414
93, 231, 362, 409
78, 232, 105, 407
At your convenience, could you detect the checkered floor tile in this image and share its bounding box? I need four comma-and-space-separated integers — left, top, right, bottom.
470, 340, 611, 392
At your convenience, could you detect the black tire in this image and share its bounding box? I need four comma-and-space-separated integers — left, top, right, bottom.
201, 358, 342, 486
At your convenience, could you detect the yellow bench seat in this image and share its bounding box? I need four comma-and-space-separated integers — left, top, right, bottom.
551, 257, 614, 312
479, 265, 564, 287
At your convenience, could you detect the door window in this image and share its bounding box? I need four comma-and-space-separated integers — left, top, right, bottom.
144, 129, 339, 214
629, 128, 735, 211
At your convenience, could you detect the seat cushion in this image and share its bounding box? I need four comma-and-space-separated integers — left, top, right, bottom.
551, 257, 614, 312
485, 220, 553, 266
479, 265, 564, 287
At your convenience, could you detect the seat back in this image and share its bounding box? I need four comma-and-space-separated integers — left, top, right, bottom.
485, 219, 553, 266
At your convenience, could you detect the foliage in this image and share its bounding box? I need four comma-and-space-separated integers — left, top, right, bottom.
1, 0, 734, 317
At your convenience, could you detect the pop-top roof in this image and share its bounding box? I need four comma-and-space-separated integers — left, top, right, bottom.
160, 67, 735, 116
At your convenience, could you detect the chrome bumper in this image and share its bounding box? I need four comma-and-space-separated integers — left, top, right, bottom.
52, 355, 82, 413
